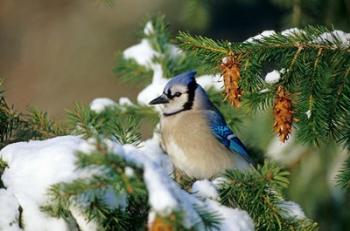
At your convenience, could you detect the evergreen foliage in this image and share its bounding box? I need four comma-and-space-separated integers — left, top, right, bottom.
67, 103, 157, 144
113, 15, 207, 81
219, 163, 317, 230
337, 156, 350, 189
177, 27, 350, 189
4, 16, 349, 230
113, 17, 318, 230
177, 27, 350, 146
41, 140, 149, 230
37, 17, 320, 230
40, 100, 224, 230
113, 54, 153, 86
0, 83, 66, 149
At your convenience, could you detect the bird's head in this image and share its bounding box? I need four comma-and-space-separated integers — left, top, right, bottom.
149, 71, 199, 116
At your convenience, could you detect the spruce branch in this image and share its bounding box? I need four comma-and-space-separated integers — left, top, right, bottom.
26, 107, 67, 138
218, 162, 317, 231
0, 95, 27, 148
178, 26, 350, 147
67, 103, 156, 144
193, 204, 222, 231
337, 155, 350, 189
0, 91, 65, 148
114, 15, 207, 83
113, 53, 153, 86
177, 31, 230, 73
42, 141, 148, 230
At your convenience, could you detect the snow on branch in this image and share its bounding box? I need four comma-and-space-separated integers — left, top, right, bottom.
0, 134, 255, 230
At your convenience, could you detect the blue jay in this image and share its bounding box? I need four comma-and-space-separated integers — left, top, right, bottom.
149, 71, 252, 179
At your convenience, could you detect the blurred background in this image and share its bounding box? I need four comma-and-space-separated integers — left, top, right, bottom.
1, 0, 349, 230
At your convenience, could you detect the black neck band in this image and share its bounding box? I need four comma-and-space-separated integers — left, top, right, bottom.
163, 109, 185, 117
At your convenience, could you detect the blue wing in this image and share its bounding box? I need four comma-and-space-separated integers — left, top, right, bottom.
206, 111, 252, 163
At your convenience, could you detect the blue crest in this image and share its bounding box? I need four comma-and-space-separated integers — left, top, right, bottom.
165, 71, 197, 90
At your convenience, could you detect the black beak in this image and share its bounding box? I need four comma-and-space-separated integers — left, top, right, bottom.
149, 94, 169, 105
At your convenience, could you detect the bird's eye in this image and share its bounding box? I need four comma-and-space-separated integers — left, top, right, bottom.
174, 92, 182, 97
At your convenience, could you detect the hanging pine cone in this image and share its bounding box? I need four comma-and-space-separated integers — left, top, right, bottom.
220, 54, 242, 107
149, 216, 174, 231
273, 85, 293, 142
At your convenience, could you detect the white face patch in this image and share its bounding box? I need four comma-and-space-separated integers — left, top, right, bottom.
163, 93, 189, 115
162, 85, 191, 115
